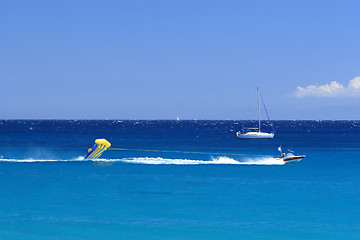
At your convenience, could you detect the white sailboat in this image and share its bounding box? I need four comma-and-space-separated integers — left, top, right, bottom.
236, 87, 275, 139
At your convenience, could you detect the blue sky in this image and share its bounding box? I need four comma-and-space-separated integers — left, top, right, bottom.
1, 0, 359, 120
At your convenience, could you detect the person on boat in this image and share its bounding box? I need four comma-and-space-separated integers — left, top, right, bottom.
281, 151, 286, 158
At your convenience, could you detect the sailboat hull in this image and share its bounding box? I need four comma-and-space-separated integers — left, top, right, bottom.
236, 131, 274, 139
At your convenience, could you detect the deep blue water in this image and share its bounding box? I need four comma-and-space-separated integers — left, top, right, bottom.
0, 120, 359, 239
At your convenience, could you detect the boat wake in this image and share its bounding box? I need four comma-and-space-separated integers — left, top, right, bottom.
112, 156, 284, 165
0, 156, 284, 165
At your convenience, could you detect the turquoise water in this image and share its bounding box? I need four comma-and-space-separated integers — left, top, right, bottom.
0, 120, 359, 239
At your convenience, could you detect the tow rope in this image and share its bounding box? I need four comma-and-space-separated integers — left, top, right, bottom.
109, 147, 271, 157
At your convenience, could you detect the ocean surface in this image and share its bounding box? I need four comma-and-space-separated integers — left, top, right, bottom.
0, 120, 359, 240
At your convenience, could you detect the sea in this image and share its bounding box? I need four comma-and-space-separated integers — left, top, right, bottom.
0, 120, 359, 240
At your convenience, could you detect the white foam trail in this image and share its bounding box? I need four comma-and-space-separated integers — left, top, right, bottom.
0, 156, 284, 165
97, 156, 284, 165
241, 157, 285, 165
114, 156, 242, 165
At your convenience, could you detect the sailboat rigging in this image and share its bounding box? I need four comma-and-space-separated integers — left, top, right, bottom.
236, 87, 275, 139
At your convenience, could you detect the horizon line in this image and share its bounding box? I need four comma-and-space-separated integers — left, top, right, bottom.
0, 118, 359, 121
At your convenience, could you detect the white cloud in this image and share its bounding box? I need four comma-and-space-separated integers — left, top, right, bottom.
293, 76, 360, 98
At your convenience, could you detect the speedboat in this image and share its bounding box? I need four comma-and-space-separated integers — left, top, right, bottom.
278, 153, 305, 164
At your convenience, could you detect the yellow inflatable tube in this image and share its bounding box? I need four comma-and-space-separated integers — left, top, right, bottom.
85, 139, 111, 159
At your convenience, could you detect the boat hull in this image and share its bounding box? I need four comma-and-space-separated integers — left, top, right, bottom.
280, 155, 305, 164
236, 131, 274, 139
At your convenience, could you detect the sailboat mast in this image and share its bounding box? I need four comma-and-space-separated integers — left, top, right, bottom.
257, 87, 260, 133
